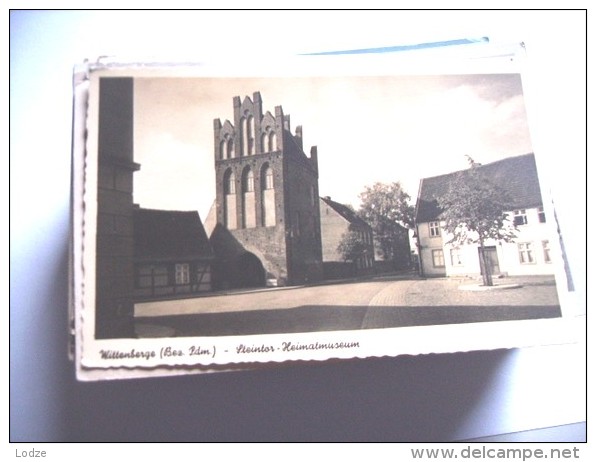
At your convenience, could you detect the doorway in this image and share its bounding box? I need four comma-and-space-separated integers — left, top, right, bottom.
235, 252, 266, 288
479, 246, 500, 275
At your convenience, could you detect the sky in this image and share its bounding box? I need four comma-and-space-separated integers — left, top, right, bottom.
132, 73, 533, 220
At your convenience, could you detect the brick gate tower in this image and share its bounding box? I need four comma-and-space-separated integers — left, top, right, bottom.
211, 92, 323, 287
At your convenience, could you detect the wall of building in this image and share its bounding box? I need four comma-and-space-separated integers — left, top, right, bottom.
498, 207, 555, 276
95, 77, 138, 338
134, 261, 212, 299
417, 220, 447, 277
418, 206, 555, 278
319, 198, 376, 279
320, 199, 350, 261
282, 140, 323, 284
214, 151, 288, 285
228, 226, 289, 284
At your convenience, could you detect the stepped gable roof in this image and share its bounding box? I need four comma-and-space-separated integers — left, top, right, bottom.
134, 208, 213, 262
320, 196, 371, 229
415, 153, 543, 223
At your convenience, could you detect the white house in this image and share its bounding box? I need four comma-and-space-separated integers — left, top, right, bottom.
415, 153, 554, 278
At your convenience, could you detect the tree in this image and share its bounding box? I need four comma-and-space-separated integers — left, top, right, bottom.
437, 158, 517, 286
337, 229, 369, 266
357, 182, 415, 266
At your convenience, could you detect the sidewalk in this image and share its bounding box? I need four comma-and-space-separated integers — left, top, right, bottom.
134, 274, 561, 338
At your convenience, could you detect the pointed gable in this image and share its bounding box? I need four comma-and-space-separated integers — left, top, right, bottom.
320, 196, 371, 229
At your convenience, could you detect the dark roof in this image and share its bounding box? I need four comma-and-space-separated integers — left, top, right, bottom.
320, 196, 371, 229
134, 208, 214, 262
415, 153, 543, 223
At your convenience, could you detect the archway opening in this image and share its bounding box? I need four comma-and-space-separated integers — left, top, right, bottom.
235, 252, 266, 288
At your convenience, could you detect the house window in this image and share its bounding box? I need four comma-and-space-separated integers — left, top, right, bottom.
538, 206, 546, 223
429, 221, 441, 237
542, 240, 552, 263
450, 248, 463, 266
175, 263, 190, 285
518, 242, 535, 264
432, 249, 445, 267
137, 265, 168, 288
513, 209, 528, 226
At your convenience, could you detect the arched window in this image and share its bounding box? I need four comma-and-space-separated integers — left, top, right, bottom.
241, 167, 256, 228
242, 168, 254, 193
219, 140, 226, 160
224, 170, 235, 195
261, 132, 269, 153
268, 132, 277, 152
241, 118, 247, 156
241, 115, 255, 156
227, 139, 234, 158
223, 169, 237, 230
261, 164, 275, 227
247, 116, 255, 155
262, 165, 274, 190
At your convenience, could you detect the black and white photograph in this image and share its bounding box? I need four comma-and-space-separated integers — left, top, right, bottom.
73, 58, 574, 378
10, 9, 587, 446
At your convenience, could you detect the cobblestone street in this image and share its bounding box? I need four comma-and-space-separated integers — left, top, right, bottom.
134, 274, 561, 337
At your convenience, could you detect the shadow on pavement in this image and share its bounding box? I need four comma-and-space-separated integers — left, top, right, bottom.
135, 304, 562, 338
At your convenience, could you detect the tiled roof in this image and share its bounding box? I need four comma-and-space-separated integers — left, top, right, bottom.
134, 208, 214, 261
320, 196, 372, 229
415, 153, 543, 223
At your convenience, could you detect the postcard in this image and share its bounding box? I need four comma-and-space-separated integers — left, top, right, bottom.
70, 45, 582, 380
